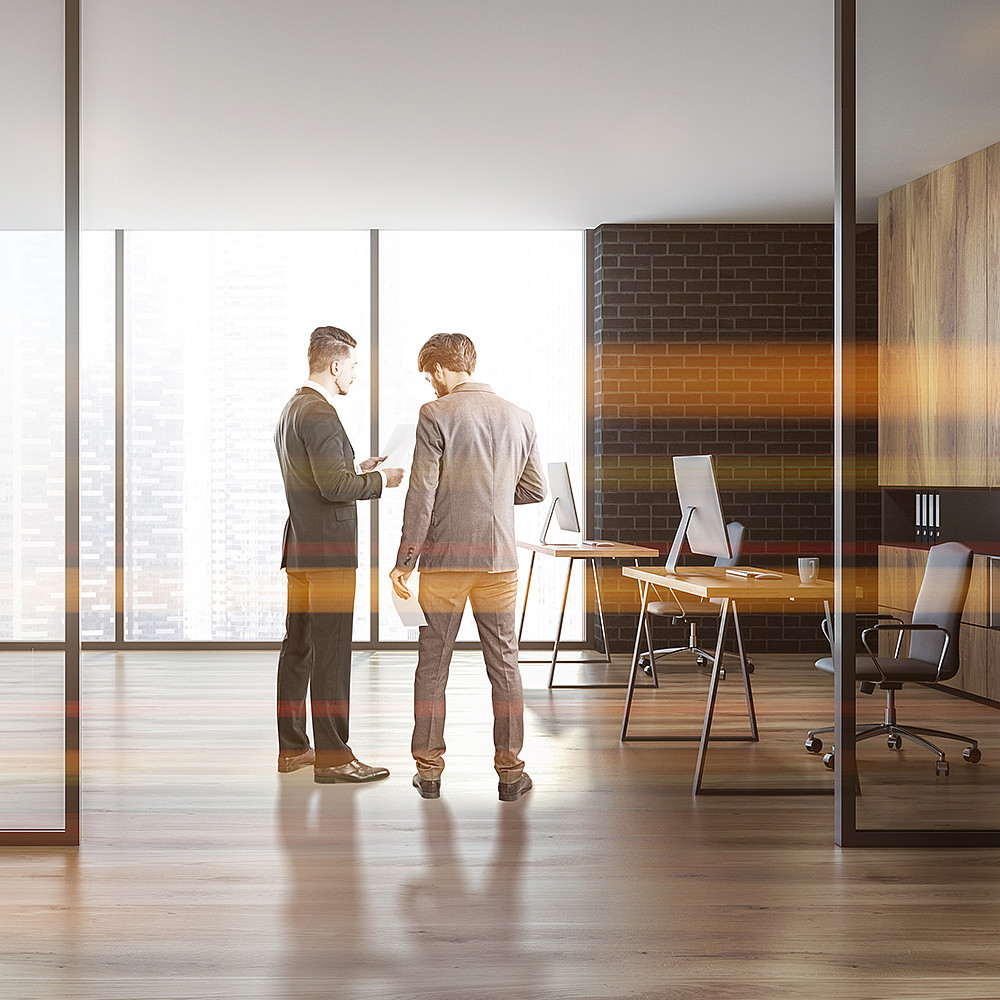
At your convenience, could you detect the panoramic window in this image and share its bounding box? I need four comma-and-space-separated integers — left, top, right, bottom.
63, 231, 584, 645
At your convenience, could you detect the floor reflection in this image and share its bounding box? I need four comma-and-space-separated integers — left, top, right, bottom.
276, 778, 382, 995
397, 799, 546, 994
275, 776, 547, 997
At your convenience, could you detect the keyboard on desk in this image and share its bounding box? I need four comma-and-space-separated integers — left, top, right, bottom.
724, 568, 782, 580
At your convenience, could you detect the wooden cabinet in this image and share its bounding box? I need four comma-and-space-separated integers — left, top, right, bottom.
878, 145, 992, 487
878, 544, 996, 701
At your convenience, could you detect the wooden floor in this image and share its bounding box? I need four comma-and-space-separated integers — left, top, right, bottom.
3, 647, 1000, 1000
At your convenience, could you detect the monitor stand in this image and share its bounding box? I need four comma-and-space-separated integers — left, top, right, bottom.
538, 496, 559, 544
664, 506, 696, 574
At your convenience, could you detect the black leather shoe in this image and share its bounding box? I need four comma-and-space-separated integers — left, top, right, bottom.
277, 748, 315, 773
412, 774, 441, 799
314, 759, 390, 784
498, 772, 532, 801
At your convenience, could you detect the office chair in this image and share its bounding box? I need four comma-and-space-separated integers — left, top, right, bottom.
805, 540, 980, 776
638, 521, 752, 681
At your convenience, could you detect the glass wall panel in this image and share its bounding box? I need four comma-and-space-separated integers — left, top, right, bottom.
0, 0, 69, 837
80, 231, 116, 641
0, 232, 65, 642
123, 232, 371, 641
378, 232, 584, 642
0, 649, 65, 829
0, 233, 66, 831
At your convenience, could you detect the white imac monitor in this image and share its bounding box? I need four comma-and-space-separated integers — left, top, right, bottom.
539, 461, 580, 542
666, 455, 732, 573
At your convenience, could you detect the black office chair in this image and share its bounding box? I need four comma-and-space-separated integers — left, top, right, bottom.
805, 540, 980, 776
639, 521, 752, 681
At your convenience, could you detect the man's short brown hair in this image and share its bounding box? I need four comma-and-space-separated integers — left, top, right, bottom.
417, 333, 477, 375
308, 326, 357, 374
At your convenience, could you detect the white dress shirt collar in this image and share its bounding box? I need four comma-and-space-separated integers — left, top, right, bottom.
302, 378, 337, 407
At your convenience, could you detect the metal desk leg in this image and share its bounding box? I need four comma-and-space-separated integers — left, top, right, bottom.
546, 558, 576, 687
643, 613, 659, 688
692, 599, 834, 797
591, 560, 612, 665
517, 551, 537, 644
731, 602, 759, 741
622, 593, 751, 743
631, 558, 659, 688
620, 580, 650, 740
693, 598, 732, 793
541, 557, 651, 688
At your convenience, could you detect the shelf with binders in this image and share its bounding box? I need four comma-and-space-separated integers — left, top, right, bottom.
881, 488, 1000, 555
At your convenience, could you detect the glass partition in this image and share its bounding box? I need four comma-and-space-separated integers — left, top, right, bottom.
0, 0, 74, 841
0, 234, 67, 832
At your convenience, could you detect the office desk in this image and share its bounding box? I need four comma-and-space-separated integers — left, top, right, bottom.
620, 565, 834, 794
516, 540, 660, 688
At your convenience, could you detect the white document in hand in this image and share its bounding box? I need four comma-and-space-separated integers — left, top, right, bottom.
380, 423, 416, 469
392, 574, 427, 627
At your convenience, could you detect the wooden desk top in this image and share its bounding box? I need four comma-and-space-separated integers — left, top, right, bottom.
622, 565, 835, 601
517, 540, 660, 559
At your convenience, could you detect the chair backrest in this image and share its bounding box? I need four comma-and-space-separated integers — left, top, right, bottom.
910, 541, 973, 678
712, 521, 744, 568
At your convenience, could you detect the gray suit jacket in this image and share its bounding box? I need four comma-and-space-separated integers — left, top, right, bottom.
275, 387, 382, 570
395, 382, 546, 572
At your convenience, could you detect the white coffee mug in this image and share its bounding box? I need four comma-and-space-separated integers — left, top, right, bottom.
798, 557, 819, 584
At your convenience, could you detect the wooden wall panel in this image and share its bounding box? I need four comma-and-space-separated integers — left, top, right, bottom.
927, 165, 957, 482
989, 143, 1000, 486
947, 624, 991, 700
878, 185, 914, 485
877, 544, 926, 612
954, 149, 989, 486
878, 142, 995, 487
877, 606, 911, 657
963, 554, 991, 627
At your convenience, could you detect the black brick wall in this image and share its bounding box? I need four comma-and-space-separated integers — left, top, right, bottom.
591, 223, 879, 653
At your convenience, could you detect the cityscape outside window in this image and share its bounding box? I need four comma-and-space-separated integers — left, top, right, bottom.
9, 231, 583, 645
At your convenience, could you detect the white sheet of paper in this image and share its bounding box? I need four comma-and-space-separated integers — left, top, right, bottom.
391, 576, 427, 627
380, 423, 416, 469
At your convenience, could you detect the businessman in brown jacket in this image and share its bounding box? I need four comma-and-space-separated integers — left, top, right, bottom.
390, 333, 546, 801
275, 326, 403, 783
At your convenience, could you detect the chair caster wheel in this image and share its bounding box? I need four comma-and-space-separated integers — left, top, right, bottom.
822, 752, 835, 770
696, 656, 707, 668
936, 760, 950, 776
642, 663, 653, 676
805, 736, 823, 754
963, 746, 981, 764
746, 660, 755, 674
887, 734, 902, 750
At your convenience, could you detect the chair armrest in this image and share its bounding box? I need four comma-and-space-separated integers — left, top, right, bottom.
818, 613, 903, 653
860, 622, 952, 682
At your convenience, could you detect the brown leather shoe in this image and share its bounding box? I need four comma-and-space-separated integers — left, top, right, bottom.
277, 748, 316, 773
314, 759, 390, 784
498, 772, 532, 801
412, 774, 441, 799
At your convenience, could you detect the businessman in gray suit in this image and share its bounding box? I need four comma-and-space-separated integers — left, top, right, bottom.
390, 333, 546, 801
275, 326, 403, 783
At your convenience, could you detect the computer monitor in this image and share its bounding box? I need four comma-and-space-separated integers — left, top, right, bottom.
666, 455, 732, 573
539, 461, 580, 542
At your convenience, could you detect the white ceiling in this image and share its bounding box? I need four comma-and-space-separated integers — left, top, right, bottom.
5, 0, 1000, 229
